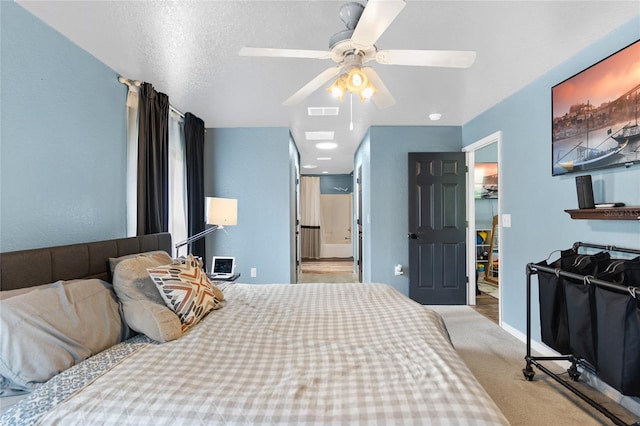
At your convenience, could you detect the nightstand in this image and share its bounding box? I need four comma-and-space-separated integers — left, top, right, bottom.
207, 272, 240, 283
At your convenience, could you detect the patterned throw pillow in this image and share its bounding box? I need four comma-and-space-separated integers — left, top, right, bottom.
147, 255, 224, 328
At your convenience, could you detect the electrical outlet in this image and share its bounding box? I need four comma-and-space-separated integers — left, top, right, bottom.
394, 264, 403, 276
250, 268, 257, 277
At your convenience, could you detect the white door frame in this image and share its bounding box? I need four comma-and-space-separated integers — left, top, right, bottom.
463, 130, 502, 325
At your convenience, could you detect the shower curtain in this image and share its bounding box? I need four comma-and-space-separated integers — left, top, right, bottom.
300, 176, 321, 259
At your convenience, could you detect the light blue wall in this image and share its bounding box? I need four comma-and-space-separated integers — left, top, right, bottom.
0, 2, 127, 252
357, 126, 463, 294
463, 17, 640, 341
204, 127, 296, 284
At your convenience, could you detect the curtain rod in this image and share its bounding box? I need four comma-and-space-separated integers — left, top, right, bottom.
118, 76, 141, 88
170, 105, 185, 119
118, 76, 188, 121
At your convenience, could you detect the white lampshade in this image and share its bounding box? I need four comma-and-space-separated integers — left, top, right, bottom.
206, 197, 237, 226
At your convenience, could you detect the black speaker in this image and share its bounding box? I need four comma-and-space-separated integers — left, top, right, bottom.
575, 175, 595, 209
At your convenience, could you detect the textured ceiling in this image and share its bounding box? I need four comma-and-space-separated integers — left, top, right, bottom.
17, 1, 640, 174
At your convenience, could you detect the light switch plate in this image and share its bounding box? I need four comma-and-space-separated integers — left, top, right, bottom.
502, 214, 511, 228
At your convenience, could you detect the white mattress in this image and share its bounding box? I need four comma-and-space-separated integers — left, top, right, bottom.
3, 283, 508, 425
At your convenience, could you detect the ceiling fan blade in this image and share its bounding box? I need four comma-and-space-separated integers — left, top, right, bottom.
351, 0, 406, 48
239, 47, 331, 60
283, 66, 343, 106
361, 67, 395, 109
376, 49, 477, 68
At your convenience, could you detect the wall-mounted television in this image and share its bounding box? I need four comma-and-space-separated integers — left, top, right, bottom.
552, 39, 640, 176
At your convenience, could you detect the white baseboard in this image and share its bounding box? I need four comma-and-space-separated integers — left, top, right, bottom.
501, 321, 640, 417
500, 321, 571, 367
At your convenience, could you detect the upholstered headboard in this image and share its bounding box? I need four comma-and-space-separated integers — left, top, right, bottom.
0, 233, 172, 291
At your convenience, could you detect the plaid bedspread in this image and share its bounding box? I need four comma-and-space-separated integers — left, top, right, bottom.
6, 283, 508, 425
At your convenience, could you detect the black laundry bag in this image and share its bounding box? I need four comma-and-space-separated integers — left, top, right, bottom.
536, 249, 578, 354
594, 286, 640, 396
594, 258, 640, 396
562, 252, 611, 368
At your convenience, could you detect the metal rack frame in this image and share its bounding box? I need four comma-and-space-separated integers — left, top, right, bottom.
524, 242, 640, 426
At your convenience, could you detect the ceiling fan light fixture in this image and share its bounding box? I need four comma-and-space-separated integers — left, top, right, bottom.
327, 74, 347, 100
328, 68, 377, 102
360, 82, 377, 101
345, 68, 368, 94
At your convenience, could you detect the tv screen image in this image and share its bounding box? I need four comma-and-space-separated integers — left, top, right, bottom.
474, 162, 498, 199
551, 39, 640, 176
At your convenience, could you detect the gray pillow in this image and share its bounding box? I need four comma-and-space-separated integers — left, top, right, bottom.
0, 281, 60, 301
112, 252, 183, 343
108, 250, 170, 281
0, 279, 128, 394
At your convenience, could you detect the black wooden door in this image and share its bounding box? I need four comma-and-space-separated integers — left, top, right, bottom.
357, 166, 363, 282
408, 152, 467, 305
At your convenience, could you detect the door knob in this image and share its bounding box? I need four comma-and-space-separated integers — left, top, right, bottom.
408, 233, 418, 239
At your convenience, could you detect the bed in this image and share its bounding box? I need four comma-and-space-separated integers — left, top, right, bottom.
0, 233, 508, 425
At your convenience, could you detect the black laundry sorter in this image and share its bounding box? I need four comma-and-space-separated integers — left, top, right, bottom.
524, 242, 640, 426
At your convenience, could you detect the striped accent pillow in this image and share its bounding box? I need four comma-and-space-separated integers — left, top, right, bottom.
147, 255, 223, 329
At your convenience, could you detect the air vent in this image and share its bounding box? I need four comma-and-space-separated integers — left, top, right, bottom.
308, 107, 340, 116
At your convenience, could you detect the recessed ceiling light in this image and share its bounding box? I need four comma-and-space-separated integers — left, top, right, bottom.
317, 157, 332, 161
316, 142, 338, 150
322, 171, 329, 174
429, 113, 442, 121
302, 164, 318, 169
305, 131, 334, 140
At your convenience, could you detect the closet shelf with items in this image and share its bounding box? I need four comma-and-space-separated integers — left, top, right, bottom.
485, 215, 499, 285
524, 242, 640, 426
475, 228, 491, 275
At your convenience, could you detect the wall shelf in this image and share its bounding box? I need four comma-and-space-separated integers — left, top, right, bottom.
564, 206, 640, 221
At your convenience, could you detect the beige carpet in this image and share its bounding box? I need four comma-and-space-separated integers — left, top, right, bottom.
430, 305, 638, 426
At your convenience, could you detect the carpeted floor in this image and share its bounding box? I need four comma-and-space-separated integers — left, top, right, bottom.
429, 305, 638, 426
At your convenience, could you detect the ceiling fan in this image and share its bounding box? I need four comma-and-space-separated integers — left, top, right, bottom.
239, 0, 476, 109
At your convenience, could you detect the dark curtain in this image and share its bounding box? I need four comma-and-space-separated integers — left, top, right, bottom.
137, 83, 169, 235
184, 112, 205, 259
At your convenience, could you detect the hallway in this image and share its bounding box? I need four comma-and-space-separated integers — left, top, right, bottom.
299, 258, 358, 283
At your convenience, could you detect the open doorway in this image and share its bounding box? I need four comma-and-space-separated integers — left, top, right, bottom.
299, 175, 357, 283
464, 131, 502, 325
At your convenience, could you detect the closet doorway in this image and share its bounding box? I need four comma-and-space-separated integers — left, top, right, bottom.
464, 131, 502, 325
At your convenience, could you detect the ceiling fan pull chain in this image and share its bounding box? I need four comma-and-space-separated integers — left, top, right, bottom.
350, 93, 354, 131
